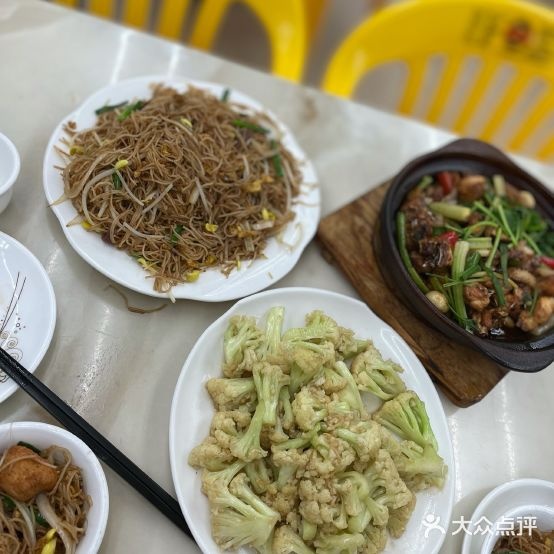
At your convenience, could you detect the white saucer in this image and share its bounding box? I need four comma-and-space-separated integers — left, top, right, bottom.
0, 232, 56, 402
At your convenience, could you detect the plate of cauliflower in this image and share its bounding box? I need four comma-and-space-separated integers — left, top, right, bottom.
169, 287, 454, 554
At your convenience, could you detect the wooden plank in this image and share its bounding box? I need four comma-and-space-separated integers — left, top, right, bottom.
317, 181, 508, 407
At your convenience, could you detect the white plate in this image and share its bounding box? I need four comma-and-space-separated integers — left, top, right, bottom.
0, 232, 56, 402
43, 75, 320, 301
462, 478, 554, 554
0, 421, 109, 553
169, 287, 455, 554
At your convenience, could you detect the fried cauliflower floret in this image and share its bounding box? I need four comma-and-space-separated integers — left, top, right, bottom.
273, 525, 315, 554
351, 347, 405, 401
206, 377, 256, 410
298, 477, 340, 526
307, 434, 356, 476
388, 490, 416, 538
292, 385, 330, 431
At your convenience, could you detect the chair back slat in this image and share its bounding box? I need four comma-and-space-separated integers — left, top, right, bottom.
323, 0, 554, 159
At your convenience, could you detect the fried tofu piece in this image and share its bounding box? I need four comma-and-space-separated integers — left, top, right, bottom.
0, 445, 59, 502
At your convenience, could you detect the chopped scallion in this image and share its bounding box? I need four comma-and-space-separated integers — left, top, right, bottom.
171, 225, 184, 245
485, 267, 506, 306
451, 241, 470, 327
416, 175, 433, 190
270, 139, 284, 178
231, 119, 269, 134
117, 100, 145, 121
429, 202, 471, 222
500, 244, 509, 284
95, 100, 128, 115
396, 212, 429, 293
112, 172, 121, 190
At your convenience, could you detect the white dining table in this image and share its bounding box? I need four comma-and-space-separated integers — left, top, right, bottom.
1, 1, 554, 552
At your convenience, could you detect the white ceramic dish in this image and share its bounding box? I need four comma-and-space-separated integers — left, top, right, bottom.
462, 478, 554, 554
0, 232, 56, 403
43, 75, 320, 301
0, 132, 20, 214
0, 421, 109, 553
169, 287, 455, 554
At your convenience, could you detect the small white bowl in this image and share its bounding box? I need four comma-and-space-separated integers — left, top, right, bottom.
461, 478, 554, 554
0, 421, 109, 553
0, 132, 20, 213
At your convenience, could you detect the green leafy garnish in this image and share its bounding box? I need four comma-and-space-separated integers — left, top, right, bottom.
112, 172, 122, 190
451, 241, 470, 327
231, 119, 269, 134
485, 267, 506, 307
416, 175, 433, 191
270, 139, 284, 178
530, 288, 539, 314
95, 101, 128, 115
396, 212, 429, 293
1, 495, 15, 511
33, 508, 49, 527
500, 244, 509, 284
171, 225, 184, 245
118, 100, 145, 121
459, 251, 481, 280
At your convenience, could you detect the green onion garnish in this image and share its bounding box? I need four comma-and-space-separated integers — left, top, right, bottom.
416, 175, 433, 191
429, 202, 472, 222
2, 495, 15, 511
451, 241, 470, 326
221, 88, 230, 102
530, 289, 539, 314
485, 267, 506, 307
500, 244, 509, 284
485, 231, 503, 268
118, 100, 145, 121
396, 212, 429, 293
231, 119, 269, 134
171, 225, 184, 245
33, 508, 49, 527
270, 139, 284, 178
112, 172, 122, 190
95, 101, 128, 115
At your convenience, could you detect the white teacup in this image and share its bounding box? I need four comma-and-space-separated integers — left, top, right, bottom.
0, 132, 20, 214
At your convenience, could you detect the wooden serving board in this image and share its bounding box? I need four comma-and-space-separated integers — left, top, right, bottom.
317, 182, 508, 408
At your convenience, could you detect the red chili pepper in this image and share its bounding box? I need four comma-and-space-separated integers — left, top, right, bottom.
437, 171, 454, 195
439, 230, 459, 248
540, 256, 554, 269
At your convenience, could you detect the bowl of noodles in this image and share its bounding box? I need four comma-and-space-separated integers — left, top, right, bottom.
0, 421, 109, 553
43, 76, 320, 301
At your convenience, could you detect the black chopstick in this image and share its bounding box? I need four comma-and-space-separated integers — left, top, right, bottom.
0, 347, 193, 539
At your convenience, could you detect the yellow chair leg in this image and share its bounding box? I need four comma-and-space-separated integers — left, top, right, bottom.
509, 89, 554, 153
480, 71, 531, 142
88, 0, 114, 18
156, 0, 190, 40
452, 57, 498, 134
427, 54, 464, 124
189, 0, 231, 51
122, 0, 151, 29
398, 58, 427, 116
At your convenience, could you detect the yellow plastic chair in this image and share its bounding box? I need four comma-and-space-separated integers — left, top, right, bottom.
54, 0, 190, 40
188, 0, 310, 81
323, 0, 554, 160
